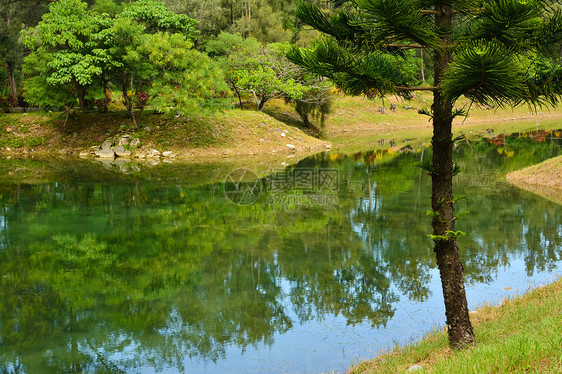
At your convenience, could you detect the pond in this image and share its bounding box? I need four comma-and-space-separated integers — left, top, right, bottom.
0, 130, 561, 373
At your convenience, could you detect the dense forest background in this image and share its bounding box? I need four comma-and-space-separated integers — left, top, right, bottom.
0, 0, 429, 120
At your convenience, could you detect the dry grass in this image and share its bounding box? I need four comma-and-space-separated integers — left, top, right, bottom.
506, 156, 562, 204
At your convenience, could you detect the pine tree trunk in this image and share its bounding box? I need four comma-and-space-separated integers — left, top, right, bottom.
432, 4, 475, 350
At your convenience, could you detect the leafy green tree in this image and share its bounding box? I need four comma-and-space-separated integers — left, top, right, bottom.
21, 0, 225, 121
143, 31, 227, 114
21, 0, 110, 110
288, 0, 562, 349
207, 32, 311, 111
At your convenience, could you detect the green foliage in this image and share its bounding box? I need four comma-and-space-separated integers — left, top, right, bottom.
22, 0, 110, 109
442, 41, 527, 105
290, 0, 562, 109
206, 32, 312, 111
288, 37, 423, 97
21, 0, 224, 117
426, 210, 440, 219
119, 0, 199, 37
144, 32, 227, 113
428, 230, 466, 242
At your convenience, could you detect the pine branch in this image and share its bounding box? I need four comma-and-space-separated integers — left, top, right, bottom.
396, 86, 437, 91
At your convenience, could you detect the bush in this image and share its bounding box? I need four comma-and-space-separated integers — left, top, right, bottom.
0, 96, 15, 113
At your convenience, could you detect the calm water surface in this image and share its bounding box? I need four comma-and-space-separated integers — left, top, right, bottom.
0, 131, 561, 373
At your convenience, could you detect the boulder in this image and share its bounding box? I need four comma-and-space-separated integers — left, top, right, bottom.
148, 149, 161, 158
129, 138, 141, 149
114, 145, 131, 157
95, 148, 115, 159
118, 137, 130, 146
100, 140, 113, 150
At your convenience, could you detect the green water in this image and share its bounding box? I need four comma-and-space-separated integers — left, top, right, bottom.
0, 131, 561, 373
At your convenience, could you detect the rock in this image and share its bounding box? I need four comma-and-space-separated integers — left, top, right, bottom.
286, 144, 296, 150
95, 148, 115, 159
79, 152, 90, 158
259, 138, 265, 142
281, 132, 286, 137
129, 138, 141, 149
118, 137, 130, 146
148, 149, 160, 158
144, 126, 151, 132
6, 127, 13, 133
162, 151, 175, 157
100, 140, 113, 150
407, 365, 424, 372
324, 144, 332, 149
6, 147, 12, 152
260, 123, 267, 127
114, 145, 131, 157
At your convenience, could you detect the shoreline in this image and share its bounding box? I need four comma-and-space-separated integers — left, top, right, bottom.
349, 276, 562, 373
506, 155, 562, 205
2, 96, 562, 163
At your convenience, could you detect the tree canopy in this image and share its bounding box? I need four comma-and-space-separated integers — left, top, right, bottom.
16, 0, 227, 119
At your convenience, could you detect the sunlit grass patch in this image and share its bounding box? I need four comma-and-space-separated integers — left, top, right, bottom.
348, 278, 562, 373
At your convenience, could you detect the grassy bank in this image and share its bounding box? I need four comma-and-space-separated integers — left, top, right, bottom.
0, 108, 331, 162
506, 155, 562, 205
2, 94, 562, 162
324, 93, 562, 153
348, 277, 562, 374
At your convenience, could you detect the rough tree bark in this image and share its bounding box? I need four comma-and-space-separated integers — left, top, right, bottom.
431, 3, 475, 349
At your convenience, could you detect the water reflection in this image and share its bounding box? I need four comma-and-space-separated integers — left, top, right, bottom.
0, 131, 561, 373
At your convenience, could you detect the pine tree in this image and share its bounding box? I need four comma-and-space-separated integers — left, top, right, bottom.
288, 0, 562, 349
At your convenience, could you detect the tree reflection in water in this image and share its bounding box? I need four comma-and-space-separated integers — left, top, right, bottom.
0, 131, 561, 372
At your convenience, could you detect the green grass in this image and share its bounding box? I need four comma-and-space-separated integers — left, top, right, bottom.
348, 277, 562, 373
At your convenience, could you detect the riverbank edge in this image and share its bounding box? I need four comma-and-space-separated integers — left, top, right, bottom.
506, 155, 562, 205
2, 97, 562, 164
347, 276, 562, 374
